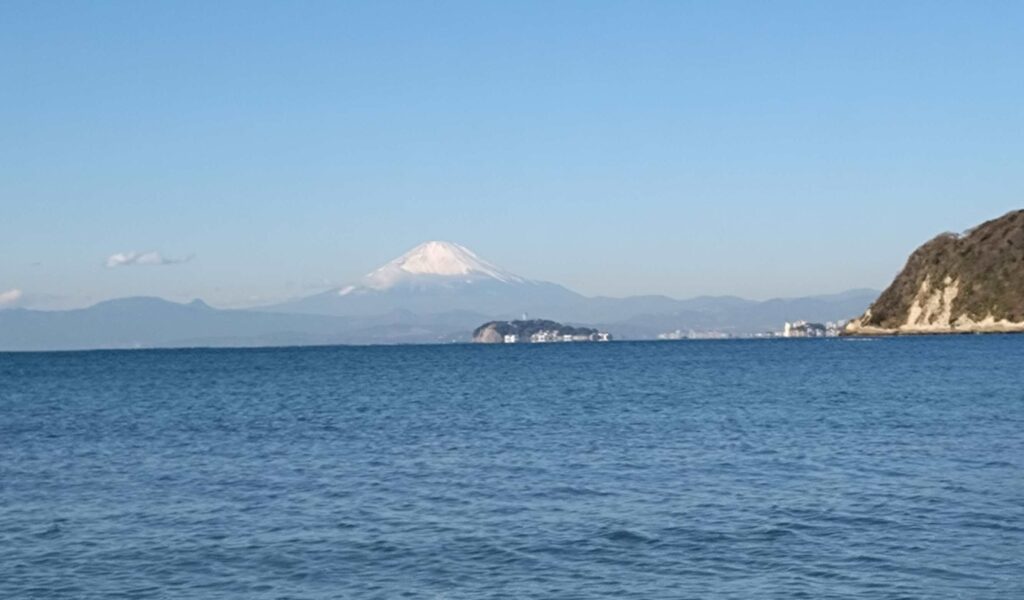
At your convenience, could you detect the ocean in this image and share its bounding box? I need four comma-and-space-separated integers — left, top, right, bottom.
2, 337, 1022, 599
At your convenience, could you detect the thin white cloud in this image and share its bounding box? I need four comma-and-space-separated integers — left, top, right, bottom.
105, 251, 194, 268
0, 288, 23, 307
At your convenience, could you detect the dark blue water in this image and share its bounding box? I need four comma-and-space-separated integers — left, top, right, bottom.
2, 337, 1023, 599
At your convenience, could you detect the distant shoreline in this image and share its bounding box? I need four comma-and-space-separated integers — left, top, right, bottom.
7, 333, 1024, 355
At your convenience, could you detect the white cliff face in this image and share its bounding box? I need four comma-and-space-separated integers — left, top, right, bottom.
844, 211, 1024, 336
903, 276, 959, 331
846, 276, 1024, 335
340, 241, 526, 295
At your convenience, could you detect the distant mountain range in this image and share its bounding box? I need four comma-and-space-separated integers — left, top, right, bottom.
0, 241, 878, 351
0, 298, 490, 351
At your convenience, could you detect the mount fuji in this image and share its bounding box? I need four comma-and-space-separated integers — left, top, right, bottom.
274, 241, 584, 317
357, 241, 526, 289
271, 241, 878, 337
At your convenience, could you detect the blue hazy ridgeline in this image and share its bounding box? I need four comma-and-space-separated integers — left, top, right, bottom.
1, 337, 1023, 598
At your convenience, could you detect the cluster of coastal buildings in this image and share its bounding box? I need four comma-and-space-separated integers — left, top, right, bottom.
656, 320, 849, 340
483, 317, 846, 344
501, 330, 611, 344
781, 320, 847, 338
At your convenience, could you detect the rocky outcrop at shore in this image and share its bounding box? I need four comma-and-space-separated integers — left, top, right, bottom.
845, 210, 1024, 335
473, 324, 505, 344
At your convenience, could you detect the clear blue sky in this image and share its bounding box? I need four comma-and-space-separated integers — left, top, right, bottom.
2, 1, 1022, 308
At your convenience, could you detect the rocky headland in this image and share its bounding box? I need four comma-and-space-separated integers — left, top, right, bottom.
845, 210, 1024, 335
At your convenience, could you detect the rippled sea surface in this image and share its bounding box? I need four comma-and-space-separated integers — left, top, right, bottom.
2, 337, 1023, 599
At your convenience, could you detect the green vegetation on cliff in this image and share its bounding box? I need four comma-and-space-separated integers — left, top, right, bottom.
849, 210, 1024, 333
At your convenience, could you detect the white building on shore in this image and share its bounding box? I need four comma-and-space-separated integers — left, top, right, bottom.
782, 320, 846, 337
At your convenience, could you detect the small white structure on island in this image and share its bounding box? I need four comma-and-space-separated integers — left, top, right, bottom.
503, 334, 518, 344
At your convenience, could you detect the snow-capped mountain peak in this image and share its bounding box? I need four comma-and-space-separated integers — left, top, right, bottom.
350, 241, 526, 292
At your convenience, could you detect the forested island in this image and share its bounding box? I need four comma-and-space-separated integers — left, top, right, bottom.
472, 319, 611, 343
